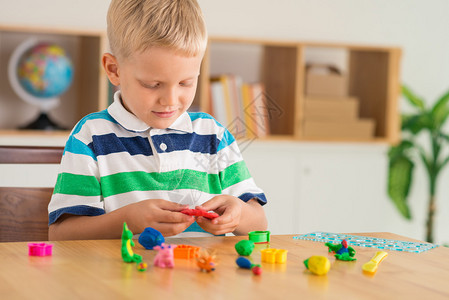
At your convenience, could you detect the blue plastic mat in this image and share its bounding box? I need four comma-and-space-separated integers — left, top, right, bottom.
293, 232, 438, 253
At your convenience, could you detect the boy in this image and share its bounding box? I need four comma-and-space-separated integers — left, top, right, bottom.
48, 0, 267, 240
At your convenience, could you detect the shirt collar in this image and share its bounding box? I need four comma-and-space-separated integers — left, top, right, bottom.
108, 90, 193, 133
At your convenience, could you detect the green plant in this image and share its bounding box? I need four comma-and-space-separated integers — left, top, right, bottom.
388, 85, 449, 243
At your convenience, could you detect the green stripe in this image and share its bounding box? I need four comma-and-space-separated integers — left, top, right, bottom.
101, 169, 222, 197
219, 160, 251, 190
54, 173, 101, 196
54, 161, 251, 198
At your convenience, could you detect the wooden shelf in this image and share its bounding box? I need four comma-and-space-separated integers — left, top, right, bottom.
200, 37, 402, 143
0, 27, 401, 144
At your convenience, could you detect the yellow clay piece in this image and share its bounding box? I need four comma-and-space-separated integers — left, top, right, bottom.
362, 251, 388, 274
304, 256, 331, 276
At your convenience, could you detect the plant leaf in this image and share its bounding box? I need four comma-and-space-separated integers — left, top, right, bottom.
402, 85, 426, 111
431, 89, 449, 128
388, 140, 414, 161
387, 156, 413, 219
401, 113, 433, 133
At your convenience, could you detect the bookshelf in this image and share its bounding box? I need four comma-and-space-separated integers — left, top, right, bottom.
201, 37, 402, 143
0, 26, 401, 144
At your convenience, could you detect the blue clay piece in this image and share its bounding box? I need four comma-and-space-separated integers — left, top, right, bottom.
138, 227, 165, 250
236, 257, 252, 269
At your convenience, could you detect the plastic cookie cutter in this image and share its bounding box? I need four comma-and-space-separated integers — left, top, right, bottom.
28, 243, 53, 256
173, 244, 200, 259
260, 248, 288, 264
248, 231, 271, 243
362, 251, 388, 274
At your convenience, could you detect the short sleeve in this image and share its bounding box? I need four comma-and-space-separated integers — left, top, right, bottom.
216, 129, 267, 205
48, 133, 105, 225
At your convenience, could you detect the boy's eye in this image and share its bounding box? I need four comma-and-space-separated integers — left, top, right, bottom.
180, 81, 193, 87
140, 81, 160, 89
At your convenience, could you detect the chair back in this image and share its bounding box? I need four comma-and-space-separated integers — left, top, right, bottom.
0, 145, 64, 242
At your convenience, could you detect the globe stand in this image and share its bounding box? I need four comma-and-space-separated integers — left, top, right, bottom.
20, 112, 66, 130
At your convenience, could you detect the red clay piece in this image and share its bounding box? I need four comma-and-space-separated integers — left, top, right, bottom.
180, 208, 219, 219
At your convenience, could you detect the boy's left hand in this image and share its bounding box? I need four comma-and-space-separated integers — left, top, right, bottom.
195, 195, 243, 235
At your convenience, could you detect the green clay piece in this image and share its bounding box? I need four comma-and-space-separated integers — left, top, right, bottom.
335, 253, 357, 261
235, 240, 255, 256
121, 222, 142, 263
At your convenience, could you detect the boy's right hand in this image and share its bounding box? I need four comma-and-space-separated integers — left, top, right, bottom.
124, 199, 194, 237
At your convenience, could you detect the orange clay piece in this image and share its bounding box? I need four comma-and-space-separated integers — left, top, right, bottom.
196, 249, 217, 272
173, 244, 200, 259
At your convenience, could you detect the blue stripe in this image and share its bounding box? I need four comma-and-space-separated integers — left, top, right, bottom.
188, 112, 224, 127
152, 133, 220, 154
64, 135, 97, 160
217, 129, 236, 152
187, 112, 235, 152
89, 133, 153, 157
72, 110, 117, 135
48, 205, 105, 225
239, 192, 267, 205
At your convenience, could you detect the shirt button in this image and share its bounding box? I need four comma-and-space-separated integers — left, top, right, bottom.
160, 143, 167, 151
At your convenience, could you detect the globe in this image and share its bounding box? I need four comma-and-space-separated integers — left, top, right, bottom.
7, 39, 75, 130
16, 43, 74, 99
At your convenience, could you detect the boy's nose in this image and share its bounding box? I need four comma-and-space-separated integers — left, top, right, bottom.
160, 87, 178, 106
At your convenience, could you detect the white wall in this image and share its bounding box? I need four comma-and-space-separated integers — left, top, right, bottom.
1, 0, 449, 243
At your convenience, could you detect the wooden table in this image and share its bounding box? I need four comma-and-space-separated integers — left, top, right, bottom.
0, 233, 448, 299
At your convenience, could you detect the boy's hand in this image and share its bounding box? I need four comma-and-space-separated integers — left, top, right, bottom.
125, 199, 194, 237
195, 195, 243, 235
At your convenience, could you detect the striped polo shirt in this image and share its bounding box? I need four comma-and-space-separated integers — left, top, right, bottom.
48, 91, 267, 236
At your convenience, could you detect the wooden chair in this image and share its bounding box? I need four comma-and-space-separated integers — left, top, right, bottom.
0, 146, 64, 242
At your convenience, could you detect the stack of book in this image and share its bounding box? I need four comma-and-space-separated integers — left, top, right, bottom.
209, 74, 270, 139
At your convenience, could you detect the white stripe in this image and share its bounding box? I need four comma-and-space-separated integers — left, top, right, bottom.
191, 117, 226, 138
75, 118, 150, 144
48, 194, 103, 213
58, 151, 99, 176
104, 189, 220, 212
217, 142, 244, 172
222, 177, 264, 197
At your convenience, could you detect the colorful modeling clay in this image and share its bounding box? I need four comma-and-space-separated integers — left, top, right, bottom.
196, 249, 216, 272
180, 208, 219, 219
236, 257, 262, 275
137, 262, 148, 272
325, 239, 356, 261
138, 227, 164, 250
304, 256, 331, 275
121, 222, 142, 263
235, 240, 255, 256
153, 243, 177, 268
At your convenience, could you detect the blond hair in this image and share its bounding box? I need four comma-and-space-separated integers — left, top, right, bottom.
107, 0, 207, 59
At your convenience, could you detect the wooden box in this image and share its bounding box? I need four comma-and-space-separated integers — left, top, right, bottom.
303, 119, 375, 140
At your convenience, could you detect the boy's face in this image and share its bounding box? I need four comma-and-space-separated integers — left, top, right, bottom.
103, 47, 203, 129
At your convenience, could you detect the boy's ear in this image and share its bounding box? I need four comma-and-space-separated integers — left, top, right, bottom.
102, 53, 120, 86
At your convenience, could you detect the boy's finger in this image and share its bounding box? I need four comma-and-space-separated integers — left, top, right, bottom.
159, 201, 190, 212
157, 210, 194, 223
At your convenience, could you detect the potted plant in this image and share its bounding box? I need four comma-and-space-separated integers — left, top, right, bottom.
388, 85, 449, 243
